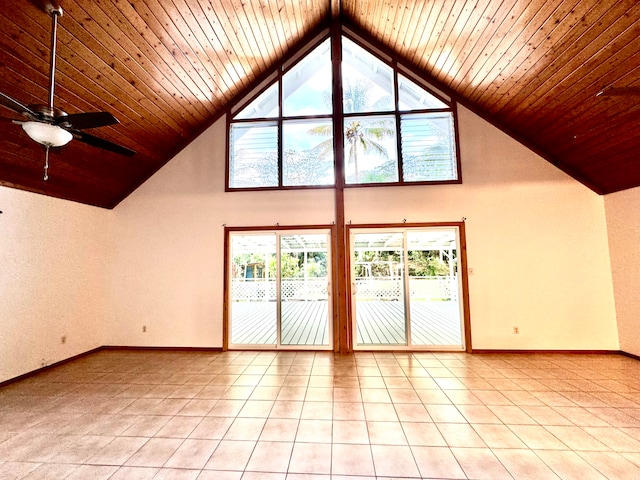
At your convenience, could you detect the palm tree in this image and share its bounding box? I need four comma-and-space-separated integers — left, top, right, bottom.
309, 79, 395, 182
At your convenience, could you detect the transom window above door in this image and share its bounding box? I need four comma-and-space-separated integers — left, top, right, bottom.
227, 31, 461, 190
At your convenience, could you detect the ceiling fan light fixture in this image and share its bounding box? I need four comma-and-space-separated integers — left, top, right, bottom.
21, 121, 72, 147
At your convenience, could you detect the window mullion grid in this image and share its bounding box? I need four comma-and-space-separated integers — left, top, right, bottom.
393, 65, 404, 184
278, 68, 284, 188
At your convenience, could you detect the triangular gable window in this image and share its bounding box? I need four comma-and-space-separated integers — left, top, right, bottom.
234, 83, 278, 120
228, 33, 459, 189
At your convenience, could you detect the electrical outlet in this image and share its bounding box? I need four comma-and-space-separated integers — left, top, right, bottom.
142, 325, 147, 333
513, 326, 520, 334
61, 335, 67, 344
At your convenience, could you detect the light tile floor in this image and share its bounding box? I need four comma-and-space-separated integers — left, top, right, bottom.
0, 350, 639, 479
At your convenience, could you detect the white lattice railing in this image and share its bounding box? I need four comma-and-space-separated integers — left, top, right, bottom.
232, 279, 328, 301
355, 277, 457, 301
232, 277, 457, 302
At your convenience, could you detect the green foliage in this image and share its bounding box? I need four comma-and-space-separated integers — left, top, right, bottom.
269, 252, 328, 278
354, 249, 454, 278
354, 250, 402, 278
407, 251, 451, 276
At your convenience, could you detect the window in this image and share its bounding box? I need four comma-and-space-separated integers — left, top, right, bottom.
228, 33, 459, 190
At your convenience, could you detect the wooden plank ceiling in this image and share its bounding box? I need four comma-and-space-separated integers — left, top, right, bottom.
0, 0, 639, 208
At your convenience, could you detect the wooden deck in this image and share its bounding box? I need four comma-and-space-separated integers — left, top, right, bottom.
355, 301, 461, 346
229, 300, 461, 347
230, 301, 330, 346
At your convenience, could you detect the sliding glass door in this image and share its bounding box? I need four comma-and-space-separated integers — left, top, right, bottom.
228, 230, 332, 349
351, 227, 465, 350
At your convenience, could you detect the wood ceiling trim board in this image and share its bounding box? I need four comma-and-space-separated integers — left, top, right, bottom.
78, 1, 210, 123
560, 142, 640, 180
446, 0, 519, 92
478, 0, 588, 112
217, 0, 268, 80
483, 0, 606, 114
361, 0, 376, 35
0, 150, 125, 206
4, 1, 640, 203
62, 1, 207, 128
409, 0, 448, 72
0, 173, 109, 208
146, 0, 230, 105
338, 0, 348, 19
535, 72, 640, 145
322, 0, 332, 20
418, 0, 452, 67
53, 30, 193, 140
229, 0, 272, 70
549, 112, 640, 161
356, 0, 374, 33
244, 0, 281, 68
110, 0, 217, 114
425, 0, 473, 75
168, 0, 237, 102
505, 43, 639, 140
293, 0, 322, 43
41, 153, 132, 190
229, 0, 272, 84
0, 38, 55, 103
499, 1, 640, 125
437, 0, 503, 86
391, 0, 423, 53
464, 0, 568, 103
293, 0, 313, 37
379, 0, 400, 46
526, 52, 640, 134
277, 0, 297, 52
452, 0, 533, 95
56, 44, 173, 138
363, 0, 382, 36
386, 0, 411, 47
362, 0, 377, 38
185, 0, 245, 96
396, 0, 418, 43
0, 20, 54, 104
429, 0, 489, 82
266, 0, 290, 51
578, 156, 640, 187
397, 0, 434, 61
500, 8, 637, 131
148, 0, 220, 94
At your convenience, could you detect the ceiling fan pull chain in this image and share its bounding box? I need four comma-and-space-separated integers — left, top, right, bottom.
44, 145, 50, 181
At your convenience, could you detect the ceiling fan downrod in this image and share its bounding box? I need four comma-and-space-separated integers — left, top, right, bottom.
46, 4, 63, 112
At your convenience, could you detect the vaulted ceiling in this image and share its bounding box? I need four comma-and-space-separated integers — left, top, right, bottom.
1, 1, 639, 208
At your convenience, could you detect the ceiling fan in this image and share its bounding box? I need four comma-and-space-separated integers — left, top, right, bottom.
0, 2, 135, 180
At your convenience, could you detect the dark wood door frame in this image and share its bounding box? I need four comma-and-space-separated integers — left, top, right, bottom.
344, 222, 472, 353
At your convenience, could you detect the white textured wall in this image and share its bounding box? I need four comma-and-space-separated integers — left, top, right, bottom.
105, 119, 335, 347
605, 186, 640, 357
0, 187, 109, 382
347, 106, 618, 350
105, 106, 619, 351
